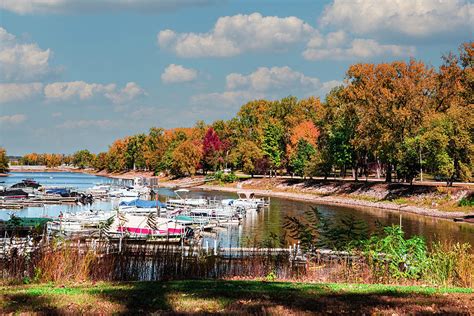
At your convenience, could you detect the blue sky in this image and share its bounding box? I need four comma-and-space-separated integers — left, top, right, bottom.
0, 0, 472, 155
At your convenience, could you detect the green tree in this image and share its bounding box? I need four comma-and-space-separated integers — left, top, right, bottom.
289, 139, 316, 177
72, 149, 94, 169
0, 148, 9, 173
262, 123, 285, 174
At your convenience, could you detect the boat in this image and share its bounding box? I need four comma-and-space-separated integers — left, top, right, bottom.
10, 179, 41, 189
118, 199, 166, 215
166, 189, 209, 209
109, 213, 186, 238
453, 215, 474, 224
221, 191, 269, 211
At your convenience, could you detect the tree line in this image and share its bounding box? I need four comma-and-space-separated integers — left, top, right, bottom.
10, 42, 474, 184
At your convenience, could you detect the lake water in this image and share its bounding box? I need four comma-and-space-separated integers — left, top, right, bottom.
1, 172, 473, 247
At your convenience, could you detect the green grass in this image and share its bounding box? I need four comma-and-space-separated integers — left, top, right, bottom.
1, 280, 472, 314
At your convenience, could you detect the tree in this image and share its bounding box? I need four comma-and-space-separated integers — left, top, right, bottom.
202, 127, 224, 172
72, 149, 94, 169
229, 140, 263, 176
170, 140, 203, 177
262, 123, 285, 174
107, 139, 128, 172
289, 139, 316, 177
0, 148, 9, 173
345, 60, 436, 182
125, 134, 146, 170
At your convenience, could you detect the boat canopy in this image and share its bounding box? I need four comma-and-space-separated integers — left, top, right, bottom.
175, 189, 190, 193
119, 199, 165, 208
46, 188, 70, 195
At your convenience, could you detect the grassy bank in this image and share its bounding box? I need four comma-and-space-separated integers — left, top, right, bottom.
1, 280, 473, 314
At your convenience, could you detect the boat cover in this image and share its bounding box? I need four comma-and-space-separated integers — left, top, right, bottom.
119, 199, 165, 208
46, 188, 70, 195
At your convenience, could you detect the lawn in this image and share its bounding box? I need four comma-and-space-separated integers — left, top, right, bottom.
1, 280, 473, 314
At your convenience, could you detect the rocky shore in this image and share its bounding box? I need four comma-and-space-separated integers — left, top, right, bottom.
158, 177, 474, 220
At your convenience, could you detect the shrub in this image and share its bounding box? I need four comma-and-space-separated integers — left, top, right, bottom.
424, 242, 473, 287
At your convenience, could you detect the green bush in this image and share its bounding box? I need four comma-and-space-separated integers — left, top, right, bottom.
214, 170, 237, 183
458, 196, 474, 207
364, 225, 427, 281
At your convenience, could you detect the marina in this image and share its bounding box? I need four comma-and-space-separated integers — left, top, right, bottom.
1, 172, 473, 248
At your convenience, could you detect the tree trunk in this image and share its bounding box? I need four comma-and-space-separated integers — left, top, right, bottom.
385, 164, 392, 182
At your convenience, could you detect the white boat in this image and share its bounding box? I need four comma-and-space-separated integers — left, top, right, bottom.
109, 213, 186, 238
167, 189, 208, 209
221, 192, 269, 211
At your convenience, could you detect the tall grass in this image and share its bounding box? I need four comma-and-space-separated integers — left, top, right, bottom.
1, 237, 472, 287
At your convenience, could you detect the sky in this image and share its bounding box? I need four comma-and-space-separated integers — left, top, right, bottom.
0, 0, 472, 155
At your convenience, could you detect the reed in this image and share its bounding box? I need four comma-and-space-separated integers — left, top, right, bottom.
1, 237, 472, 288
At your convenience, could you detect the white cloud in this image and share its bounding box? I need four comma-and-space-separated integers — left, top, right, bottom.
303, 38, 415, 60
44, 81, 145, 103
192, 66, 343, 108
320, 0, 474, 38
0, 114, 27, 124
0, 27, 55, 82
0, 83, 43, 103
190, 90, 265, 108
226, 66, 321, 92
158, 12, 315, 57
105, 82, 146, 104
161, 64, 197, 83
1, 0, 216, 15
56, 119, 117, 129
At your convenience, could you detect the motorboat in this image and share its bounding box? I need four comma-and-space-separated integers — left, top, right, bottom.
221, 192, 269, 211
118, 199, 165, 215
109, 213, 186, 238
166, 189, 209, 209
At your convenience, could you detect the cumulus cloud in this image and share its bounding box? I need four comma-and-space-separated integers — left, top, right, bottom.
320, 0, 474, 38
105, 82, 146, 104
0, 27, 56, 82
0, 114, 27, 124
158, 12, 315, 57
303, 37, 416, 61
0, 83, 43, 103
226, 66, 321, 92
44, 81, 145, 103
191, 66, 343, 108
1, 0, 217, 15
161, 64, 197, 83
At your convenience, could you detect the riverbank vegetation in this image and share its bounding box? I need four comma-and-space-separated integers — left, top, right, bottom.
0, 148, 9, 174
15, 42, 473, 185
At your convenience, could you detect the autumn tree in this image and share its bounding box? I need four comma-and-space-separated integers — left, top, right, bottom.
170, 140, 203, 176
202, 127, 224, 172
229, 140, 263, 176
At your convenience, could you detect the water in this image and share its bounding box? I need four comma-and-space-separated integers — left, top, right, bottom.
1, 172, 473, 247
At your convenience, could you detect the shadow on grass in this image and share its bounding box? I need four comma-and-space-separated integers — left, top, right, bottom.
2, 293, 61, 315
64, 281, 474, 314
2, 280, 471, 314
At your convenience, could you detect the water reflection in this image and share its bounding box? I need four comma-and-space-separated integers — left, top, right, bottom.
1, 172, 473, 248
180, 189, 474, 248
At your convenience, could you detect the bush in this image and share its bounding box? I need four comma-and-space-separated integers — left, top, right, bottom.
214, 170, 237, 183
364, 225, 427, 281
424, 242, 473, 287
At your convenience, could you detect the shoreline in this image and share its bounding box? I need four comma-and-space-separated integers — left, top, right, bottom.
6, 167, 473, 220
159, 181, 473, 220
